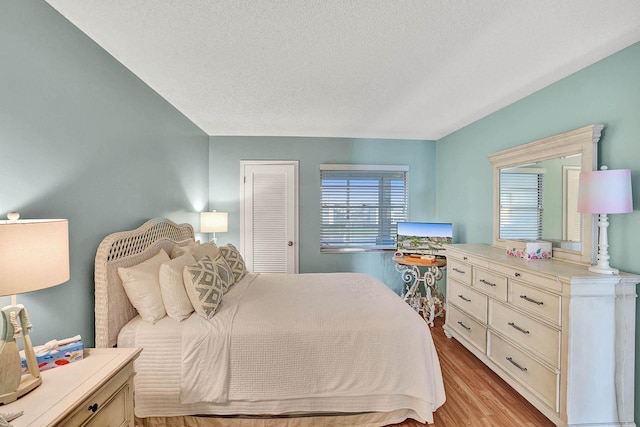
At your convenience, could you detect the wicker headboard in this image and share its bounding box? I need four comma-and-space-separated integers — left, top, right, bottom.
94, 218, 195, 348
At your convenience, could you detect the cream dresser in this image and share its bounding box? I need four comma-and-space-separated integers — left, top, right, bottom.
444, 244, 638, 427
3, 347, 141, 427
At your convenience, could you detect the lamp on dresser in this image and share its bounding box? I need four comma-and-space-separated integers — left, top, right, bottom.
577, 166, 633, 274
200, 210, 228, 244
0, 213, 69, 404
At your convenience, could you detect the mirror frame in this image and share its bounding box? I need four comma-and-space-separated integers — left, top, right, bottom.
488, 124, 603, 265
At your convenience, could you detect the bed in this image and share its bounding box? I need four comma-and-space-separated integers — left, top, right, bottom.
94, 218, 445, 426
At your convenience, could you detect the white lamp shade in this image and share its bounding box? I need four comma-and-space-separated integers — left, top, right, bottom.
200, 212, 228, 233
577, 168, 633, 214
0, 219, 70, 297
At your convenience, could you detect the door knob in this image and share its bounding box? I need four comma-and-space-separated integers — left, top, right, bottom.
288, 241, 293, 246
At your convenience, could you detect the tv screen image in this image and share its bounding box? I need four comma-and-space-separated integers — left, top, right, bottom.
396, 222, 453, 254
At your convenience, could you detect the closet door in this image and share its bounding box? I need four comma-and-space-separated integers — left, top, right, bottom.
240, 161, 299, 273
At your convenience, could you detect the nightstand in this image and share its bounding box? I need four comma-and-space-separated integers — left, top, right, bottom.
2, 347, 141, 427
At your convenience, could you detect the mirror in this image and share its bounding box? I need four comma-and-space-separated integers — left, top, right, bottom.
489, 125, 603, 265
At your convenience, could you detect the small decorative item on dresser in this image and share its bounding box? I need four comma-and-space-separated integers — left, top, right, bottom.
505, 239, 552, 259
20, 336, 83, 374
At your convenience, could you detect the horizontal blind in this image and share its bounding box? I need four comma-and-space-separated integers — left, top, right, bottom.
499, 172, 543, 240
320, 165, 408, 251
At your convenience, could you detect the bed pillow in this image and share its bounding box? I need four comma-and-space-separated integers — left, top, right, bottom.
170, 240, 200, 259
183, 255, 233, 320
219, 244, 247, 283
159, 253, 196, 321
118, 248, 170, 324
191, 242, 220, 262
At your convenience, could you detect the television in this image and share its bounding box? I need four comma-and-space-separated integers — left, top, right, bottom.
396, 222, 453, 255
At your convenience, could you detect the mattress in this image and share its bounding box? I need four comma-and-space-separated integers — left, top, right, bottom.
118, 272, 445, 424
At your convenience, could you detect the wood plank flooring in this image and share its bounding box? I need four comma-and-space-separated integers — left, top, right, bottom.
390, 315, 555, 427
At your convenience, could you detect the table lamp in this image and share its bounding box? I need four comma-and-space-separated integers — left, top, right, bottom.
200, 211, 228, 244
0, 213, 69, 404
577, 166, 633, 274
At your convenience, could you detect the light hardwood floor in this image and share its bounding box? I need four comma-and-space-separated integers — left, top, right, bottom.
390, 315, 555, 427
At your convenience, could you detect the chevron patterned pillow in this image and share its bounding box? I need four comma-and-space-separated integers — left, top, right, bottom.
219, 244, 247, 283
183, 255, 234, 320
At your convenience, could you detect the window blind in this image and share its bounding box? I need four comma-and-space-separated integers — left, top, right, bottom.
499, 171, 544, 240
320, 165, 408, 252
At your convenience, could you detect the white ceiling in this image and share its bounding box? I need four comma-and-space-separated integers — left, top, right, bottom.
46, 0, 640, 140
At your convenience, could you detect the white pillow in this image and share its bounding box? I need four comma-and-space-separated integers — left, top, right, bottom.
159, 253, 196, 321
191, 242, 220, 261
170, 240, 199, 259
118, 249, 170, 324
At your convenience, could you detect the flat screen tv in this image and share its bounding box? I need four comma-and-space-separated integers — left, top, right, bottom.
396, 222, 453, 255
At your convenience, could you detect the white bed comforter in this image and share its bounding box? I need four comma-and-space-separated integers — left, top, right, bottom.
181, 273, 444, 416
120, 272, 445, 423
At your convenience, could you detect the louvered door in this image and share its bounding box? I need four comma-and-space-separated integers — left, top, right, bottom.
241, 161, 298, 273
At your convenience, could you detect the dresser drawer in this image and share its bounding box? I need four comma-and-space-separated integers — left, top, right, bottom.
488, 332, 559, 412
473, 267, 507, 301
446, 250, 489, 268
448, 258, 472, 285
489, 300, 560, 367
62, 363, 133, 427
510, 280, 561, 326
447, 305, 487, 353
85, 383, 131, 427
490, 263, 561, 293
448, 280, 488, 323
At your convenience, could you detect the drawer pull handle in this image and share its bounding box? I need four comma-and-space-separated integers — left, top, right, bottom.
508, 322, 530, 334
520, 295, 544, 305
506, 357, 528, 372
458, 294, 471, 302
452, 267, 466, 274
515, 272, 521, 277
88, 403, 99, 413
457, 321, 471, 331
479, 279, 496, 287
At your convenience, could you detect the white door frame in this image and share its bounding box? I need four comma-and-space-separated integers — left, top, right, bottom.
240, 160, 299, 273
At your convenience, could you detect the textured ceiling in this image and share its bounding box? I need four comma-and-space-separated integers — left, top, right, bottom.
45, 0, 640, 140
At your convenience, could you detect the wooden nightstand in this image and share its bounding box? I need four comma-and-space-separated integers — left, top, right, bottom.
2, 347, 141, 427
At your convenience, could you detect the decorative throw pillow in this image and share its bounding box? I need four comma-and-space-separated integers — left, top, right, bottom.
118, 248, 170, 324
159, 253, 196, 321
183, 255, 234, 320
219, 244, 247, 283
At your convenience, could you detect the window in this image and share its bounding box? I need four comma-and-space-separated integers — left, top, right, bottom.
320, 164, 408, 252
499, 168, 544, 240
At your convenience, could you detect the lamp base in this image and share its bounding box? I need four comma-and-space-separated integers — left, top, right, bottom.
0, 304, 42, 405
588, 264, 619, 275
0, 374, 41, 405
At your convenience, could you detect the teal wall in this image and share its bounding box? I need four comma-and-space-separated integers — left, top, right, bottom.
435, 42, 640, 420
0, 1, 209, 347
209, 136, 436, 294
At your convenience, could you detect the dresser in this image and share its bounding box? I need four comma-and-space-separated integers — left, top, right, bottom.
444, 244, 638, 426
3, 347, 141, 427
